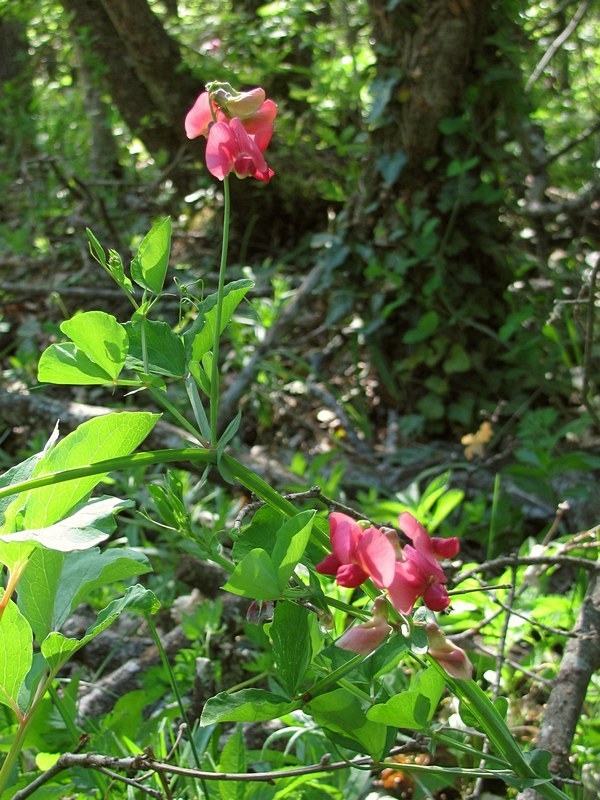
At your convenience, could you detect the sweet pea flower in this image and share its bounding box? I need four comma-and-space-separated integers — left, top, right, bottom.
185, 83, 277, 182
386, 513, 459, 615
336, 597, 391, 655
426, 621, 473, 680
315, 512, 397, 589
206, 118, 274, 183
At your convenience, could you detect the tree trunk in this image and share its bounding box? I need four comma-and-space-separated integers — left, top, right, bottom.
61, 0, 199, 190
339, 0, 518, 430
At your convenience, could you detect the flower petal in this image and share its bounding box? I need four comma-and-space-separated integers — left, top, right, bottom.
431, 536, 460, 559
185, 92, 215, 139
329, 512, 359, 564
355, 527, 396, 588
423, 581, 451, 611
336, 562, 370, 588
386, 561, 425, 614
315, 553, 341, 576
336, 618, 391, 655
205, 121, 235, 180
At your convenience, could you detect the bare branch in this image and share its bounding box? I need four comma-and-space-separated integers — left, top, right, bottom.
525, 0, 592, 92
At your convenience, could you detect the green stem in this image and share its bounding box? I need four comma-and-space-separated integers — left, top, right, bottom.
145, 614, 203, 771
0, 449, 215, 502
149, 387, 208, 446
210, 175, 231, 446
0, 717, 28, 796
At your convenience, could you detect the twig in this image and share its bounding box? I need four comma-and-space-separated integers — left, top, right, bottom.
11, 742, 423, 799
456, 554, 599, 584
525, 0, 591, 92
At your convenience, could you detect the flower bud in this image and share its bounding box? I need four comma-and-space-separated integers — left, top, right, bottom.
426, 621, 472, 680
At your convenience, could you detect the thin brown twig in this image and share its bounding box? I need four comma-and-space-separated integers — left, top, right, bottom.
11, 742, 423, 800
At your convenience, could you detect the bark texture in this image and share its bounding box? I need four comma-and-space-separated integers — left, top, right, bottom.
517, 573, 600, 799
61, 0, 199, 188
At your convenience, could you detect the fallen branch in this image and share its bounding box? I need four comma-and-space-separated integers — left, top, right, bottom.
516, 572, 600, 800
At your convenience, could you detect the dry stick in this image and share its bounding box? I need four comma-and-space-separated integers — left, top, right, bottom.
516, 572, 600, 800
11, 742, 423, 800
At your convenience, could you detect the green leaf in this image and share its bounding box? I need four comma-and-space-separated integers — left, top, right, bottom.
0, 596, 33, 713
367, 689, 431, 729
17, 412, 158, 529
18, 547, 152, 643
86, 227, 107, 268
131, 216, 172, 294
60, 311, 128, 380
0, 496, 131, 552
231, 506, 285, 561
218, 726, 247, 800
201, 688, 296, 726
271, 602, 311, 696
124, 317, 186, 377
222, 548, 281, 600
402, 311, 439, 344
443, 343, 470, 374
38, 342, 116, 385
41, 584, 159, 672
271, 509, 315, 587
108, 249, 134, 293
185, 279, 254, 360
308, 688, 389, 759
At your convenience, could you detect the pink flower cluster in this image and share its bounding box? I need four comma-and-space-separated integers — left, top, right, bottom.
316, 511, 459, 615
185, 84, 277, 183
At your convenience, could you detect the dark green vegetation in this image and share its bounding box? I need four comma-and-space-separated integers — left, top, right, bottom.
0, 1, 598, 799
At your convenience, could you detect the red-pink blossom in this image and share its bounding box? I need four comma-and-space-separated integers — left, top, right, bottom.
315, 512, 396, 589
386, 513, 459, 615
185, 85, 277, 182
205, 118, 274, 183
336, 598, 391, 655
426, 621, 472, 680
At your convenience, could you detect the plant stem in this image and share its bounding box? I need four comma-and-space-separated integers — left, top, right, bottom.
145, 614, 203, 771
210, 175, 231, 446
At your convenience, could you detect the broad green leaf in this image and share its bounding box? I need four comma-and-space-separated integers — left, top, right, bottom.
201, 688, 296, 726
367, 669, 443, 729
231, 505, 284, 561
270, 601, 311, 696
41, 584, 159, 671
124, 317, 186, 378
60, 311, 128, 380
0, 431, 56, 523
443, 343, 470, 374
38, 342, 115, 385
131, 216, 171, 294
308, 688, 389, 760
271, 510, 315, 587
18, 547, 152, 643
367, 689, 430, 729
0, 596, 33, 713
402, 311, 439, 344
218, 726, 246, 800
0, 496, 131, 552
186, 279, 254, 360
222, 548, 281, 600
19, 412, 158, 529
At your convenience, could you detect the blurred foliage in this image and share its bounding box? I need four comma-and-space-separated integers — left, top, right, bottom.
0, 0, 598, 436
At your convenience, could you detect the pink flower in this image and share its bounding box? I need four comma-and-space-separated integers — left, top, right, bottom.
386, 513, 459, 615
185, 85, 277, 182
205, 118, 274, 183
315, 512, 396, 589
336, 598, 391, 655
426, 621, 472, 680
